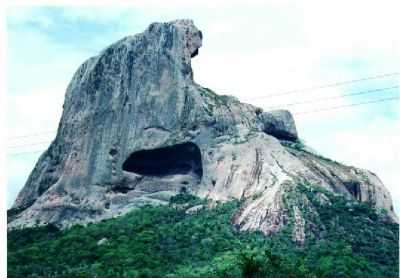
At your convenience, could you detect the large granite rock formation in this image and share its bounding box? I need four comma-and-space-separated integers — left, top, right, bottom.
8, 20, 397, 237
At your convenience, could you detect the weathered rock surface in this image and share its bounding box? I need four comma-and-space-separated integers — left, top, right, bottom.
259, 110, 298, 141
8, 19, 398, 234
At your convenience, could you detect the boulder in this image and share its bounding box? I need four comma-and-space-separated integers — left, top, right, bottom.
8, 19, 398, 234
259, 110, 298, 141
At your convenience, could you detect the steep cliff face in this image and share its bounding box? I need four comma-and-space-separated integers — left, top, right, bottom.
8, 19, 397, 236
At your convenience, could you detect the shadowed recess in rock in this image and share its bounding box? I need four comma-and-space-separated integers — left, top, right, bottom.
344, 181, 362, 201
122, 142, 203, 179
262, 126, 297, 141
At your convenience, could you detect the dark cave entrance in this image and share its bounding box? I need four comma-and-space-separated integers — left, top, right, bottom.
262, 125, 296, 142
122, 142, 203, 181
344, 181, 362, 201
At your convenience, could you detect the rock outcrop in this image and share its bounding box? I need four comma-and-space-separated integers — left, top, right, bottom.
259, 110, 298, 141
8, 19, 398, 235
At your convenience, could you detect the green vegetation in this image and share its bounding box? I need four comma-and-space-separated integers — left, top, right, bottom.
295, 183, 399, 277
8, 190, 399, 277
283, 139, 342, 166
199, 87, 231, 108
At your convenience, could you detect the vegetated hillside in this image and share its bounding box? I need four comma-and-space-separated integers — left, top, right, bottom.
8, 184, 398, 278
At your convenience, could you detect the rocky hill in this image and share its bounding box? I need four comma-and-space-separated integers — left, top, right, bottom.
8, 19, 398, 245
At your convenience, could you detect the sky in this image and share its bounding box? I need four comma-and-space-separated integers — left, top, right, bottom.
5, 3, 400, 215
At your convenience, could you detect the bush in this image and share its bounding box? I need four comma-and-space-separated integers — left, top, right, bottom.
8, 192, 399, 277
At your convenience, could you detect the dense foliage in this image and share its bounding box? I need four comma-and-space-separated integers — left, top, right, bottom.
8, 189, 399, 278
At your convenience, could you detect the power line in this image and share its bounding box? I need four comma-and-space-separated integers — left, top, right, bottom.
294, 96, 399, 116
245, 72, 399, 101
7, 72, 399, 142
266, 85, 398, 110
8, 141, 51, 149
7, 96, 398, 155
7, 150, 44, 156
8, 131, 56, 141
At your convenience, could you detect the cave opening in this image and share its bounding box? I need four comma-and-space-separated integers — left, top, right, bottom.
263, 125, 296, 142
122, 142, 203, 181
344, 181, 361, 201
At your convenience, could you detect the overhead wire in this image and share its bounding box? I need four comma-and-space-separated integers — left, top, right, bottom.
294, 96, 399, 116
8, 72, 399, 141
265, 85, 398, 110
7, 96, 398, 156
244, 72, 399, 101
8, 141, 53, 149
7, 150, 44, 156
6, 73, 399, 154
8, 130, 56, 140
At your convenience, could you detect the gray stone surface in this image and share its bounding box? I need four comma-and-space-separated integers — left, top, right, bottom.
259, 110, 298, 141
8, 19, 398, 234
